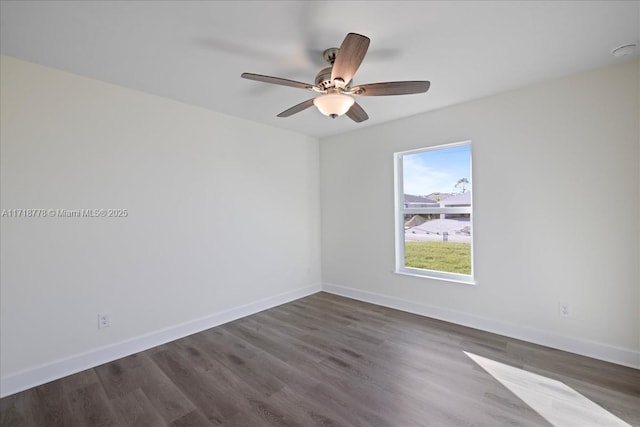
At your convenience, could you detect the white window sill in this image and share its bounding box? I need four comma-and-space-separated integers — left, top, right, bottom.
394, 268, 476, 285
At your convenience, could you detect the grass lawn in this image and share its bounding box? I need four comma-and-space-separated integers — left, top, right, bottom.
405, 241, 471, 274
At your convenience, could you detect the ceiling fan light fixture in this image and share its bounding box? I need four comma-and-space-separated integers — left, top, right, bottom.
313, 93, 355, 118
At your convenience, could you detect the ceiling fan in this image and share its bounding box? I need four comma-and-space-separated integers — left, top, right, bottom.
241, 33, 430, 122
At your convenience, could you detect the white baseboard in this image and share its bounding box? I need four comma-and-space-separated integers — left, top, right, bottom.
0, 283, 321, 398
322, 282, 640, 370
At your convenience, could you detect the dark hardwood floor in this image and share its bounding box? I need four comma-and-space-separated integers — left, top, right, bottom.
2, 292, 639, 426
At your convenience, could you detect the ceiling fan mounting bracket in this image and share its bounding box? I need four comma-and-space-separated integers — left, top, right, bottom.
322, 47, 340, 65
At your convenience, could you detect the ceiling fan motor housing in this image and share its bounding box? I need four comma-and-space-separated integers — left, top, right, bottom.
315, 67, 335, 90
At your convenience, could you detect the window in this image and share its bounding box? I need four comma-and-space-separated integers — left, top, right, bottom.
394, 141, 474, 283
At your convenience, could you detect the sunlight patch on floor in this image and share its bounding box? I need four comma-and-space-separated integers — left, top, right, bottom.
464, 352, 630, 427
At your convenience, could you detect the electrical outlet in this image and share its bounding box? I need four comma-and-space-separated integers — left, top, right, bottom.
558, 303, 570, 317
98, 313, 111, 329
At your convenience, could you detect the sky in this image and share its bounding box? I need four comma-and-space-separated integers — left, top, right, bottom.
402, 144, 471, 196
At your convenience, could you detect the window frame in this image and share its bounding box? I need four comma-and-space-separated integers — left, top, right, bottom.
394, 141, 475, 285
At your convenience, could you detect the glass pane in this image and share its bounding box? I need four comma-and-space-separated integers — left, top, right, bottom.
402, 144, 471, 198
402, 143, 472, 275
404, 213, 471, 274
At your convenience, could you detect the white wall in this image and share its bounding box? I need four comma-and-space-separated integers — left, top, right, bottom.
0, 56, 321, 388
321, 60, 640, 367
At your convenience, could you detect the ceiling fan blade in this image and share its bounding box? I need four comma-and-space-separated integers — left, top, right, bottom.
351, 81, 430, 96
346, 102, 369, 123
241, 73, 314, 90
277, 99, 315, 117
331, 33, 370, 85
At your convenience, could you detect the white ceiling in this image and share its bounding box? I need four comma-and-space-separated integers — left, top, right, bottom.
1, 1, 639, 139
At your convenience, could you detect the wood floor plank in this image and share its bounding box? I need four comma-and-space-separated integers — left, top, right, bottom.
60, 369, 101, 395
66, 383, 118, 427
169, 410, 212, 427
30, 381, 74, 427
109, 388, 169, 427
2, 292, 639, 426
0, 390, 33, 427
180, 330, 286, 398
150, 348, 240, 424
94, 353, 195, 423
264, 385, 350, 427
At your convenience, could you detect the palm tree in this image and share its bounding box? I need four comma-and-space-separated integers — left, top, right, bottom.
455, 178, 469, 193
